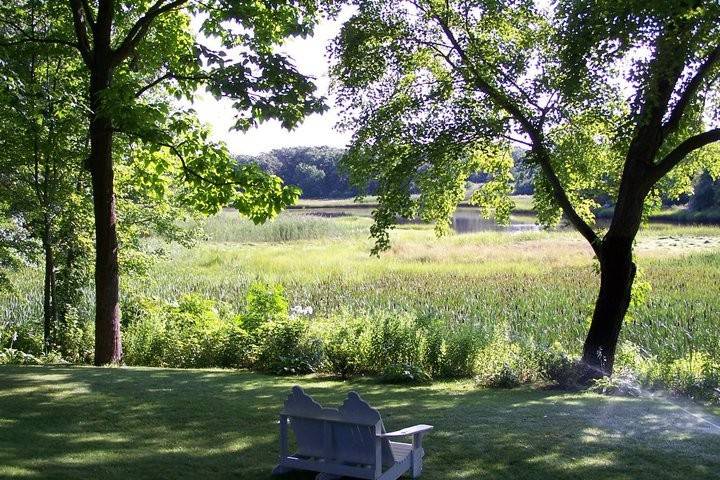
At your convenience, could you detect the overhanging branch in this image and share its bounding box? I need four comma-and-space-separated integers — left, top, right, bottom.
432, 14, 602, 255
111, 0, 189, 66
114, 125, 238, 188
663, 43, 720, 136
162, 142, 234, 187
650, 128, 720, 183
134, 71, 211, 98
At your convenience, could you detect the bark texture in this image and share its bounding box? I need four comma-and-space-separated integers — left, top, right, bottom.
88, 56, 122, 365
581, 237, 636, 378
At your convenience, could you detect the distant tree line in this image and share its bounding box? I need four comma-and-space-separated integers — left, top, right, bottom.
237, 146, 537, 199
689, 172, 720, 212
237, 147, 359, 199
237, 148, 720, 223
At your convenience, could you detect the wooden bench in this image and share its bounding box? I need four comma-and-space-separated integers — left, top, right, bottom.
272, 386, 433, 479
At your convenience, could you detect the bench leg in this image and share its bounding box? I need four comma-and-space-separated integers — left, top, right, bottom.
411, 448, 424, 478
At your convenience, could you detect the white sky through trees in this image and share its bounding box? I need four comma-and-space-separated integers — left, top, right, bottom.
191, 15, 352, 155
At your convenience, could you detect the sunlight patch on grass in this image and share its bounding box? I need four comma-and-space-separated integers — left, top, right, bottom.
4, 366, 718, 480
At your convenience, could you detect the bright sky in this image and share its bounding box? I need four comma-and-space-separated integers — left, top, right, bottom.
191, 17, 351, 156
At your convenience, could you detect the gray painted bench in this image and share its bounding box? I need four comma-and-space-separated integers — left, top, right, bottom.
272, 386, 433, 479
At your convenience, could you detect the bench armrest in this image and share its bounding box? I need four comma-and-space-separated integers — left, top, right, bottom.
378, 424, 433, 438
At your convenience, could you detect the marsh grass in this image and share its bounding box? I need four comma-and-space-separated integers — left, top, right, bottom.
2, 209, 719, 384
198, 209, 371, 243
119, 218, 720, 369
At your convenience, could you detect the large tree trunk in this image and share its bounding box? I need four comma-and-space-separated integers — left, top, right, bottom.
89, 67, 122, 365
581, 236, 636, 379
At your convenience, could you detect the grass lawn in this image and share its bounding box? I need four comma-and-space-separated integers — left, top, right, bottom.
1, 366, 719, 479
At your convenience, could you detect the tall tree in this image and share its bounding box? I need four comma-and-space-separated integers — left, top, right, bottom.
1, 0, 326, 364
0, 5, 90, 351
332, 0, 720, 378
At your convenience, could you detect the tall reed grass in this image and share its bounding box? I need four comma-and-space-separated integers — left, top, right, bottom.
198, 210, 370, 243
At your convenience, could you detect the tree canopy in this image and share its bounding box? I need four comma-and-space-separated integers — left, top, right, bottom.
0, 0, 332, 363
332, 0, 720, 376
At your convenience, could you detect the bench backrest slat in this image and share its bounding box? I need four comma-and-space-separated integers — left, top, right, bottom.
281, 387, 394, 466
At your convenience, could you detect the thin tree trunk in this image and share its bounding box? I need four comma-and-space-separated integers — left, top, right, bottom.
581, 236, 636, 379
88, 68, 122, 365
42, 235, 56, 353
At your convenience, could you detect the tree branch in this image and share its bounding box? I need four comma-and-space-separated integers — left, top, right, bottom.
433, 15, 601, 254
498, 133, 533, 147
0, 37, 79, 49
113, 125, 236, 188
162, 142, 237, 187
0, 15, 79, 49
68, 0, 92, 65
663, 43, 720, 136
111, 0, 189, 67
134, 72, 173, 98
80, 0, 96, 32
650, 128, 720, 183
625, 24, 691, 168
134, 71, 211, 98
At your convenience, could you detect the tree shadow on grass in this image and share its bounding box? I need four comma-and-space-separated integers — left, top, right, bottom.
0, 365, 718, 479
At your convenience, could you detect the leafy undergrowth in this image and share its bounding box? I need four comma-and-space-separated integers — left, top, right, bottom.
1, 366, 719, 480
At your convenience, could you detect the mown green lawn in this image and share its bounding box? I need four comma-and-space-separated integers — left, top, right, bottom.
1, 366, 719, 479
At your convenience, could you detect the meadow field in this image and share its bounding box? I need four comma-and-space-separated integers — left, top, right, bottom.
158, 208, 720, 359
2, 202, 720, 395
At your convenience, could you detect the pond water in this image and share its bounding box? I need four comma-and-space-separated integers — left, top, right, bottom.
293, 206, 540, 234
451, 208, 539, 233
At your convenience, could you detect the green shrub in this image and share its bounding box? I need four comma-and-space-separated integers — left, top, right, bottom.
476, 336, 537, 388
538, 345, 583, 388
477, 362, 521, 388
362, 315, 423, 374
167, 294, 226, 368
0, 348, 39, 365
253, 317, 323, 375
217, 322, 253, 368
0, 323, 12, 348
55, 306, 93, 363
122, 297, 167, 366
0, 347, 70, 365
323, 320, 364, 379
420, 321, 481, 379
589, 370, 642, 397
123, 284, 295, 371
123, 294, 227, 368
0, 321, 43, 355
381, 363, 432, 385
649, 353, 720, 399
438, 325, 482, 378
240, 282, 288, 331
420, 320, 444, 377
